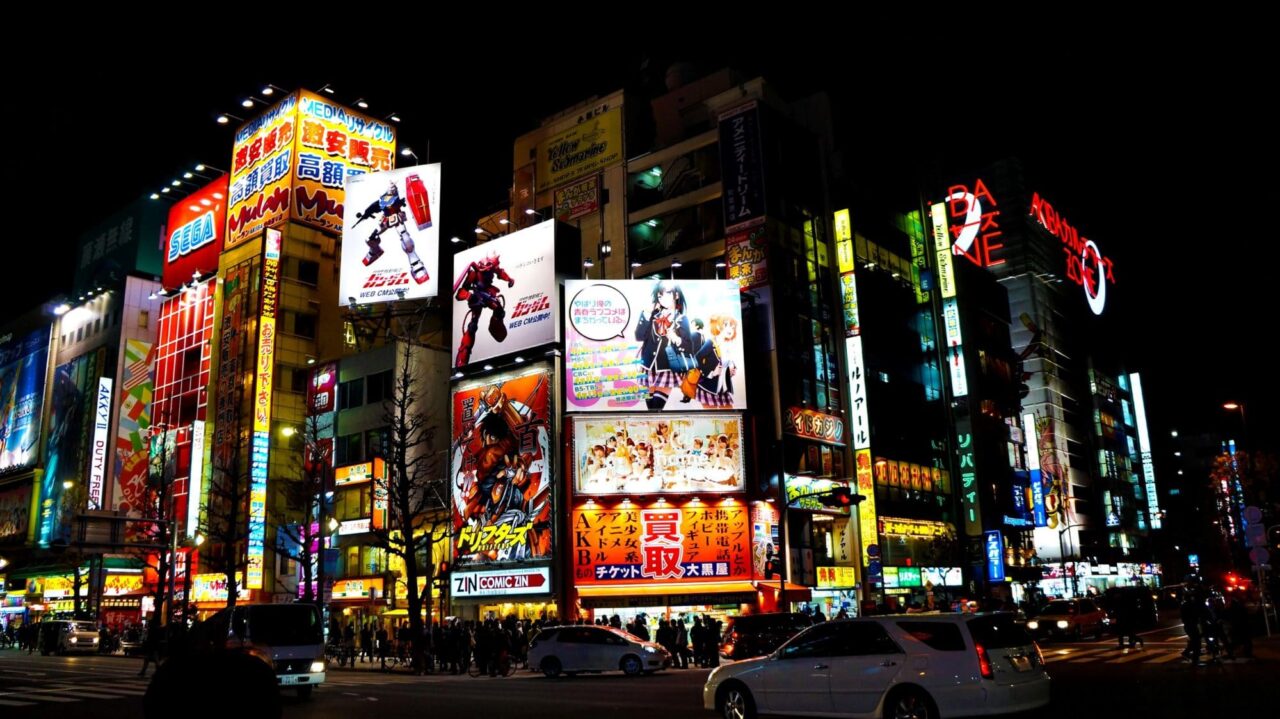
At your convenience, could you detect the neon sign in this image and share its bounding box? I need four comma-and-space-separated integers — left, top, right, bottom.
1029, 192, 1115, 316
946, 179, 1005, 268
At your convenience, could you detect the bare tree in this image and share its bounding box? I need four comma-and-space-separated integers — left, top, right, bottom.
269, 413, 330, 604
200, 380, 250, 613
366, 341, 448, 672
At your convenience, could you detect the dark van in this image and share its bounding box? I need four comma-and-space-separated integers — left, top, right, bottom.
719, 612, 812, 660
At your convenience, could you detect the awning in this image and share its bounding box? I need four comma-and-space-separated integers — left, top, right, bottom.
578, 581, 762, 608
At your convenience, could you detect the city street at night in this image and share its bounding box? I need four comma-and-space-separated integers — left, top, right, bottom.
4, 617, 1278, 718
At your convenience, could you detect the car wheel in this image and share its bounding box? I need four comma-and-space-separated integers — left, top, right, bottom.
620, 655, 643, 676
718, 682, 757, 719
884, 686, 936, 719
1072, 625, 1083, 641
296, 686, 312, 700
540, 656, 562, 678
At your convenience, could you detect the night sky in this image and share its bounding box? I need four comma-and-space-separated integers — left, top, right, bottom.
7, 36, 1274, 452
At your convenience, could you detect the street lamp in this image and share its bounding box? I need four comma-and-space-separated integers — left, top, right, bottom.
1223, 401, 1248, 443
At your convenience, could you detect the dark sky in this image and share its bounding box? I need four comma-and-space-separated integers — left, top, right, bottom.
7, 35, 1275, 451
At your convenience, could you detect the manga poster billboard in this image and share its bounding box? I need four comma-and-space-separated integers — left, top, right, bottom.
39, 349, 105, 546
0, 327, 50, 473
450, 368, 553, 566
572, 504, 752, 586
451, 222, 558, 369
572, 414, 744, 496
341, 165, 441, 306
565, 280, 746, 412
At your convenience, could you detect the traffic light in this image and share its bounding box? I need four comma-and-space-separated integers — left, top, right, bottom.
818, 486, 864, 508
764, 557, 783, 579
435, 561, 451, 587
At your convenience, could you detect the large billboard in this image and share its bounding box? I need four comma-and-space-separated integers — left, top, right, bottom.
40, 349, 105, 546
450, 368, 553, 566
536, 107, 623, 191
451, 222, 558, 369
0, 327, 50, 473
572, 414, 745, 496
572, 503, 752, 586
228, 90, 397, 247
565, 280, 747, 412
341, 165, 441, 305
112, 341, 153, 514
164, 175, 229, 288
0, 481, 32, 542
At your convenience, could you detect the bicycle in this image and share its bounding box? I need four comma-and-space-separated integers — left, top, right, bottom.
467, 652, 516, 677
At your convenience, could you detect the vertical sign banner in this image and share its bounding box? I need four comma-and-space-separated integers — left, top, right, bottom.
751, 502, 779, 579
572, 505, 752, 585
957, 421, 981, 537
719, 101, 767, 233
450, 368, 553, 566
0, 327, 51, 472
1023, 413, 1048, 527
89, 378, 113, 510
565, 280, 747, 412
247, 228, 282, 589
114, 340, 155, 515
1128, 373, 1161, 529
943, 298, 968, 398
164, 175, 229, 288
847, 337, 869, 450
985, 530, 1006, 582
930, 202, 956, 300
855, 448, 878, 567
341, 164, 442, 305
725, 224, 769, 291
834, 208, 860, 337
186, 421, 205, 538
451, 222, 558, 369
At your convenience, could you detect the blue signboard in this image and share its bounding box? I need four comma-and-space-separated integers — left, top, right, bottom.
1030, 468, 1047, 527
985, 530, 1005, 583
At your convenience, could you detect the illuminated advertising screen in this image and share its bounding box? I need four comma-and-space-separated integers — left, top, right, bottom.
452, 567, 551, 598
725, 224, 769, 291
451, 222, 558, 369
929, 202, 956, 300
921, 567, 963, 587
751, 502, 779, 579
855, 448, 878, 566
450, 368, 553, 566
0, 481, 32, 542
341, 164, 441, 305
565, 279, 747, 412
228, 90, 396, 247
0, 327, 50, 473
307, 362, 338, 416
572, 503, 752, 586
572, 414, 745, 496
113, 340, 155, 517
785, 476, 850, 515
897, 567, 922, 588
163, 175, 229, 288
40, 349, 105, 547
191, 573, 248, 603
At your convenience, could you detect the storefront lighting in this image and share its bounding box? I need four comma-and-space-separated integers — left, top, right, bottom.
329, 518, 340, 532
689, 497, 701, 504
194, 534, 205, 546
514, 356, 525, 363
621, 498, 633, 508
585, 498, 596, 507
483, 364, 494, 371
62, 480, 74, 490
765, 497, 776, 503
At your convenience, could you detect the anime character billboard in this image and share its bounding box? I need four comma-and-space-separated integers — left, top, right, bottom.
451, 368, 553, 566
451, 222, 558, 369
341, 165, 441, 305
565, 280, 747, 411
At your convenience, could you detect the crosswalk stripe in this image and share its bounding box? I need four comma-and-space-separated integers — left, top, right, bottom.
0, 699, 37, 706
42, 690, 130, 699
1108, 652, 1155, 663
7, 694, 78, 703
1055, 649, 1113, 662
1148, 652, 1189, 663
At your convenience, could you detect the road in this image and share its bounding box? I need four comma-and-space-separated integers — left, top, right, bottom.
2, 620, 1276, 718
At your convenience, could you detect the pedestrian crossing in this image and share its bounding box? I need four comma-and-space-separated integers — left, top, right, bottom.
0, 678, 149, 707
1041, 646, 1253, 666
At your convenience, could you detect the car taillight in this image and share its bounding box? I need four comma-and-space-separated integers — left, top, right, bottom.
1032, 641, 1044, 667
975, 642, 994, 680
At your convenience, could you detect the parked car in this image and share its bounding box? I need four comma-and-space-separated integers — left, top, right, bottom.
720, 612, 812, 660
1025, 598, 1107, 640
704, 613, 1049, 719
38, 620, 100, 655
529, 625, 670, 678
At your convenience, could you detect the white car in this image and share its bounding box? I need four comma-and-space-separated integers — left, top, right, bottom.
704, 613, 1049, 719
529, 625, 670, 677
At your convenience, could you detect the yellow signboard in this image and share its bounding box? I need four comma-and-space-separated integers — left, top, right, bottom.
537, 108, 623, 190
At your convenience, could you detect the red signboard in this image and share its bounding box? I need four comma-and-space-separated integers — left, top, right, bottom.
946, 178, 1004, 269
164, 175, 229, 288
784, 407, 845, 446
573, 503, 752, 586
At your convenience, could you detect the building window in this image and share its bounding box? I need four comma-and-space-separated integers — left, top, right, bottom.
138, 310, 149, 329
293, 313, 317, 339
366, 427, 389, 459
338, 378, 364, 410
295, 259, 320, 286
290, 367, 308, 394
366, 370, 393, 404
335, 432, 362, 465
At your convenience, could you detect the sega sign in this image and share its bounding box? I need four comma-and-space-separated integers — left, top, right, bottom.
164, 175, 229, 288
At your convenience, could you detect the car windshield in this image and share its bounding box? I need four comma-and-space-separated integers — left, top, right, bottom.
249, 605, 323, 646
1042, 601, 1075, 615
73, 622, 96, 632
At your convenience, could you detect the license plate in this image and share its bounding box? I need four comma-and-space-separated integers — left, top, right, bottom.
1009, 655, 1032, 672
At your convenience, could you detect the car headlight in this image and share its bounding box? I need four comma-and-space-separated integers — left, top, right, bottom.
92, 637, 100, 643
1056, 620, 1070, 629
1027, 621, 1039, 630
643, 645, 657, 654
310, 661, 326, 673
